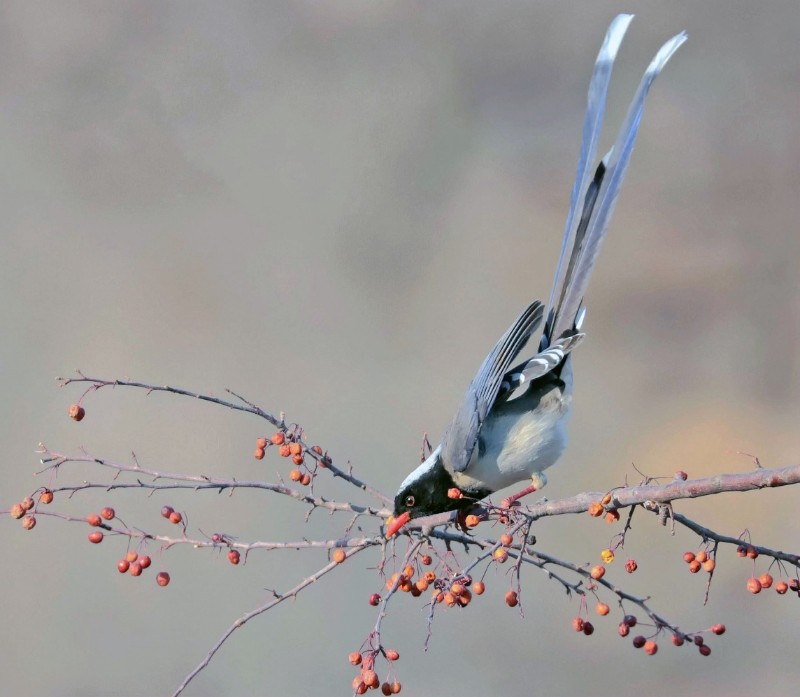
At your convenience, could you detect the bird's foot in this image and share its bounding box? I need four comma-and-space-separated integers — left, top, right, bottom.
500, 472, 548, 510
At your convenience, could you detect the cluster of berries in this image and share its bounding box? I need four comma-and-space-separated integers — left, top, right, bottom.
348, 650, 401, 695
253, 432, 331, 488
9, 489, 54, 530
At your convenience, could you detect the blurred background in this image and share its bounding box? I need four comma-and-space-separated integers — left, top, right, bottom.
1, 1, 799, 695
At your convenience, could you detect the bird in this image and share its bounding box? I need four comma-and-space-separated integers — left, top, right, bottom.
387, 15, 686, 537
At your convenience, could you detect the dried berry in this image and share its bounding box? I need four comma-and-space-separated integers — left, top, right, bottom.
505, 590, 518, 607
22, 515, 36, 530
746, 577, 762, 594
348, 651, 362, 666
590, 565, 605, 580
622, 614, 637, 627
618, 623, 630, 637
156, 571, 170, 587
746, 545, 759, 559
582, 621, 594, 636
671, 634, 684, 647
68, 404, 85, 421
699, 644, 711, 656
632, 635, 646, 649
499, 533, 513, 546
228, 550, 241, 565
385, 649, 399, 661
494, 548, 508, 564
758, 573, 773, 589
129, 562, 143, 577
88, 531, 103, 544
271, 432, 285, 446
625, 559, 638, 574
9, 503, 25, 519
572, 617, 585, 632
161, 506, 174, 518
253, 448, 266, 460
21, 497, 34, 511
465, 514, 480, 528
588, 502, 604, 517
420, 554, 432, 566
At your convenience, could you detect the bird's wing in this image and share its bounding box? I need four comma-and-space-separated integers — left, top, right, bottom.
441, 302, 544, 473
501, 332, 585, 392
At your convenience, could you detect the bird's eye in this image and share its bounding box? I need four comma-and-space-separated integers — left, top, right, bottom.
404, 495, 416, 508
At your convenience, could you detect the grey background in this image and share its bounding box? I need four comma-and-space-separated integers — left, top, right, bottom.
2, 1, 799, 695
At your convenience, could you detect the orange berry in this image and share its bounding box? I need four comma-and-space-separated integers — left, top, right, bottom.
385, 573, 400, 591
363, 666, 378, 685
278, 444, 291, 458
625, 559, 638, 574
775, 580, 789, 595
604, 510, 620, 523
643, 640, 658, 655
702, 559, 715, 573
399, 579, 413, 593
423, 571, 436, 583
385, 649, 399, 661
293, 454, 305, 466
228, 550, 241, 565
505, 590, 518, 607
450, 583, 465, 596
129, 562, 143, 577
117, 559, 130, 573
288, 442, 302, 456
499, 533, 513, 546
596, 602, 610, 616
759, 573, 773, 589
254, 448, 266, 460
391, 681, 402, 694
472, 581, 485, 595
289, 469, 302, 481
746, 577, 762, 594
68, 404, 85, 421
139, 555, 151, 569
270, 432, 285, 446
300, 473, 311, 486
9, 503, 25, 519
126, 551, 138, 563
688, 560, 701, 573
696, 551, 708, 563
403, 565, 414, 579
683, 552, 695, 563
348, 651, 362, 666
711, 623, 726, 635
100, 507, 115, 521
156, 571, 170, 587
38, 489, 54, 504
465, 514, 480, 528
572, 617, 585, 632
420, 554, 432, 566
601, 493, 613, 506
332, 549, 346, 564
590, 565, 605, 580
88, 531, 103, 544
86, 513, 102, 527
256, 437, 268, 449
443, 592, 457, 606
415, 578, 429, 592
458, 589, 472, 607
22, 515, 36, 530
494, 548, 509, 563
447, 488, 462, 499
21, 497, 34, 511
588, 502, 604, 517
169, 511, 183, 525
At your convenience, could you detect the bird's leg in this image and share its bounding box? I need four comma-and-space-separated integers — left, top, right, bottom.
500, 472, 548, 509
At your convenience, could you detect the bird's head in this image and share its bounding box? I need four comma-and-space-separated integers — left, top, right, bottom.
387, 447, 476, 536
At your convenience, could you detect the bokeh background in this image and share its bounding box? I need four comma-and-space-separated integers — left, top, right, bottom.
2, 1, 799, 695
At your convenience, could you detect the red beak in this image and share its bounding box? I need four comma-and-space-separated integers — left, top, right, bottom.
386, 511, 411, 538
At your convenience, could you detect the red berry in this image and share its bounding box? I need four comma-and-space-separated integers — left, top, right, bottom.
688, 560, 701, 573
643, 640, 658, 655
161, 505, 174, 518
86, 513, 102, 527
288, 442, 302, 456
100, 507, 115, 521
505, 591, 518, 607
300, 473, 311, 486
271, 432, 285, 445
582, 621, 594, 636
702, 559, 716, 573
746, 577, 762, 594
447, 488, 462, 499
696, 551, 708, 563
391, 682, 402, 694
228, 550, 241, 565
368, 593, 381, 606
758, 573, 773, 589
672, 634, 684, 646
590, 565, 605, 580
292, 454, 304, 466
587, 502, 604, 517
632, 635, 646, 649
169, 511, 182, 525
618, 623, 630, 637
381, 684, 392, 696
385, 649, 399, 661
675, 470, 688, 480
129, 562, 143, 577
699, 644, 711, 656
420, 554, 432, 566
746, 545, 759, 559
789, 579, 800, 592
683, 552, 696, 563
494, 548, 508, 563
362, 670, 379, 689
499, 533, 513, 546
68, 404, 85, 421
736, 545, 747, 557
572, 617, 584, 632
775, 580, 789, 595
604, 509, 620, 523
156, 571, 170, 586
711, 623, 726, 635
256, 437, 268, 450
693, 635, 704, 646
625, 559, 638, 574
623, 614, 637, 627
88, 531, 103, 544
22, 515, 36, 530
139, 555, 151, 569
465, 514, 480, 528
117, 559, 130, 573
